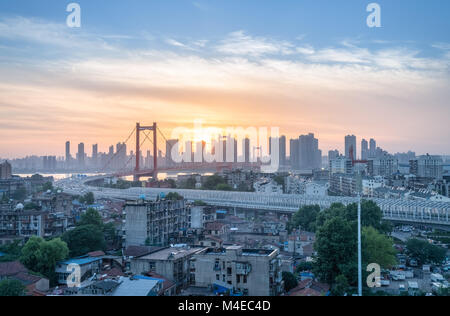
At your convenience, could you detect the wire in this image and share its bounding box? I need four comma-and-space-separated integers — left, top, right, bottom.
100, 127, 136, 172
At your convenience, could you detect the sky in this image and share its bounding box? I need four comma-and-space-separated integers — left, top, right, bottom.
0, 0, 449, 158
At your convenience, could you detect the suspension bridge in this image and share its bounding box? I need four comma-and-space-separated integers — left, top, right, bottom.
100, 122, 260, 181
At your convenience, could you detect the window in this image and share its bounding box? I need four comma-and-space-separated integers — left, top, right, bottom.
216, 274, 220, 281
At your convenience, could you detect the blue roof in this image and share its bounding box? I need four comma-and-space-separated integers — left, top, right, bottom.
59, 256, 101, 266
133, 275, 163, 284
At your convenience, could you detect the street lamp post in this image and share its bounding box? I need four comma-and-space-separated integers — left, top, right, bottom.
358, 193, 362, 296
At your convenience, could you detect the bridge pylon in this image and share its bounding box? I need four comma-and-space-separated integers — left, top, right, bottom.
135, 122, 157, 181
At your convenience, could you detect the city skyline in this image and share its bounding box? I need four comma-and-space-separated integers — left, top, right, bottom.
1, 1, 449, 157
0, 128, 448, 161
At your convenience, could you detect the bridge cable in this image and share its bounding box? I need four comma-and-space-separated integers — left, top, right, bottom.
100, 127, 136, 172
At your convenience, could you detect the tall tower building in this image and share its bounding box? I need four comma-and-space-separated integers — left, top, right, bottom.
65, 141, 71, 166
361, 139, 369, 160
92, 144, 98, 168
77, 143, 85, 168
369, 139, 376, 158
299, 133, 321, 170
290, 138, 299, 170
278, 135, 286, 167
345, 135, 357, 160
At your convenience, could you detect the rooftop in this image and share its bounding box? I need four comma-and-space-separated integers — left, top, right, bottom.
0, 261, 28, 277
136, 246, 204, 261
58, 256, 102, 266
112, 276, 160, 296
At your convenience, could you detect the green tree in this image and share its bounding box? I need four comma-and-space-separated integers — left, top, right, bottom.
313, 216, 357, 285
0, 240, 22, 263
273, 175, 285, 192
20, 236, 43, 270
362, 227, 397, 269
166, 192, 184, 201
11, 187, 27, 201
331, 274, 349, 296
282, 272, 298, 292
295, 261, 313, 273
215, 183, 233, 191
78, 208, 103, 227
0, 279, 26, 296
20, 237, 69, 283
406, 239, 446, 265
202, 175, 227, 190
288, 205, 320, 233
24, 202, 39, 210
35, 238, 69, 281
193, 200, 207, 206
103, 222, 118, 245
167, 179, 177, 189
345, 200, 391, 234
42, 182, 53, 192
315, 203, 347, 229
83, 192, 95, 205
62, 225, 106, 257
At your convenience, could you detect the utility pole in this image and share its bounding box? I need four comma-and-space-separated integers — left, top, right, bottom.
357, 193, 362, 296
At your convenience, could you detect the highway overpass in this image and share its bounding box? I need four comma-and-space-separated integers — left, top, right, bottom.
58, 176, 450, 227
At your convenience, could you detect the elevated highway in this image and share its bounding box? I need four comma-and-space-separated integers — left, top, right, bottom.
57, 176, 450, 227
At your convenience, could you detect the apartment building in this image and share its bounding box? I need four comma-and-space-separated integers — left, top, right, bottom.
130, 245, 205, 291
123, 199, 190, 247
192, 245, 283, 296
0, 206, 45, 238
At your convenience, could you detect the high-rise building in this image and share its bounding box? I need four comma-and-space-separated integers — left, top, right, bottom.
65, 141, 71, 164
345, 135, 357, 159
270, 136, 286, 167
409, 154, 443, 180
361, 139, 369, 160
92, 144, 98, 168
77, 143, 85, 168
369, 139, 377, 158
329, 156, 353, 175
243, 138, 250, 163
0, 161, 12, 179
116, 143, 127, 169
290, 138, 299, 169
298, 133, 321, 170
368, 154, 398, 177
279, 135, 286, 167
328, 150, 340, 163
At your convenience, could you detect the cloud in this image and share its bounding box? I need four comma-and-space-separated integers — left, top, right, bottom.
215, 30, 295, 57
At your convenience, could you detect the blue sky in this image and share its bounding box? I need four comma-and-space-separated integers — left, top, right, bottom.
1, 0, 449, 49
0, 1, 449, 157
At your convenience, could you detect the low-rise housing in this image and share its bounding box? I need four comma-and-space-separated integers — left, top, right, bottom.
192, 245, 283, 296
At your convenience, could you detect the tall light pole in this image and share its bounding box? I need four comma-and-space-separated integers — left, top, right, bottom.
357, 193, 362, 296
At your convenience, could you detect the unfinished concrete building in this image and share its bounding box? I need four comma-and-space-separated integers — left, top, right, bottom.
123, 199, 189, 247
